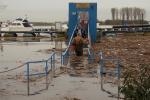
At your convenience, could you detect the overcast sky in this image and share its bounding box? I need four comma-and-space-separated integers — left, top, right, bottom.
0, 0, 150, 22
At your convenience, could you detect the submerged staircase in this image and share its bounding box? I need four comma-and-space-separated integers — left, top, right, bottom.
67, 54, 97, 77
61, 23, 97, 77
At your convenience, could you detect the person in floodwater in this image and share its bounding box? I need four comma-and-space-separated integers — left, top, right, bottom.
73, 33, 84, 56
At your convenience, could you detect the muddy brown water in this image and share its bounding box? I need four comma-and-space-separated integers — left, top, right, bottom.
68, 55, 98, 77
0, 37, 66, 72
0, 37, 119, 100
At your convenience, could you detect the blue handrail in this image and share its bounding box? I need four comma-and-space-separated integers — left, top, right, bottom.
99, 51, 121, 78
87, 23, 91, 48
61, 25, 77, 65
87, 23, 95, 64
25, 51, 55, 95
88, 47, 95, 64
26, 52, 55, 75
63, 25, 77, 56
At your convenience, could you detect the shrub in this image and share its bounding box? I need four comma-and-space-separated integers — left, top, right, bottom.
120, 64, 150, 100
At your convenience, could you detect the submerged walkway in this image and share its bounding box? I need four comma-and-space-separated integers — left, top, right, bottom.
68, 55, 97, 77
0, 51, 118, 100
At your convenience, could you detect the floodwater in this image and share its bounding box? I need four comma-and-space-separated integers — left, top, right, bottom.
0, 37, 66, 72
0, 37, 119, 100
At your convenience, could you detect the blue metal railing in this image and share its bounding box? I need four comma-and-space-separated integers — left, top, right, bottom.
24, 52, 55, 95
87, 23, 91, 48
99, 51, 121, 78
61, 25, 77, 65
88, 47, 95, 64
61, 23, 95, 65
87, 23, 95, 64
99, 50, 121, 97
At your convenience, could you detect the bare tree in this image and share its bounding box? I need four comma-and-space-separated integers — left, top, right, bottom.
133, 7, 138, 20
129, 8, 133, 21
119, 8, 122, 20
111, 8, 116, 20
137, 8, 141, 20
121, 8, 126, 21
140, 9, 146, 20
110, 7, 146, 24
125, 7, 130, 21
115, 8, 119, 20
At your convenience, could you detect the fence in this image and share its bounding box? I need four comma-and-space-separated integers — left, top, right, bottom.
99, 50, 121, 99
25, 52, 55, 95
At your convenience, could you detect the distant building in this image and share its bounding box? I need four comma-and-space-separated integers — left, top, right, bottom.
97, 23, 113, 29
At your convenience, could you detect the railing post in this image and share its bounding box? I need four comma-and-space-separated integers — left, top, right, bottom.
27, 63, 30, 96
88, 48, 91, 64
53, 52, 55, 69
62, 53, 64, 65
117, 60, 121, 80
63, 55, 64, 65
91, 49, 94, 63
99, 51, 104, 91
88, 55, 91, 64
53, 52, 55, 77
50, 56, 53, 80
45, 61, 48, 90
117, 60, 120, 100
100, 59, 104, 91
61, 53, 63, 66
50, 56, 52, 70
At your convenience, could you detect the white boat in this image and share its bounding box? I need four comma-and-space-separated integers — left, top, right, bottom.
0, 22, 9, 31
9, 18, 33, 31
0, 22, 8, 36
0, 18, 33, 36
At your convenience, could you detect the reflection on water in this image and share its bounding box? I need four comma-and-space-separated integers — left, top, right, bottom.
0, 37, 53, 42
0, 45, 3, 52
0, 37, 66, 71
